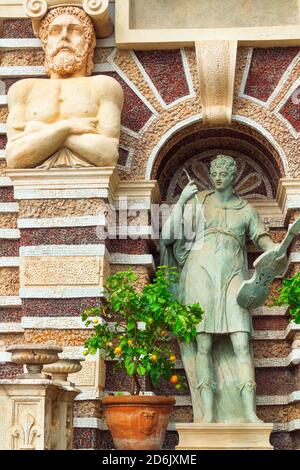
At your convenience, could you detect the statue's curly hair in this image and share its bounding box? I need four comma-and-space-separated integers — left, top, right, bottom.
210, 154, 237, 178
39, 6, 96, 76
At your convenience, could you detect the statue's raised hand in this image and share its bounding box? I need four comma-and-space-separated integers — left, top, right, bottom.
178, 181, 198, 205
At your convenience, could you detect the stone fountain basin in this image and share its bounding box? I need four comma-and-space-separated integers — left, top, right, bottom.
43, 358, 83, 376
6, 344, 63, 366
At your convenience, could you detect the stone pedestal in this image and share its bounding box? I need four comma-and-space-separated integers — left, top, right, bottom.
176, 423, 273, 450
0, 379, 79, 450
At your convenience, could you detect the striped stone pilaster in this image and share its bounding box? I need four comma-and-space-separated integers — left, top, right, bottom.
2, 166, 159, 449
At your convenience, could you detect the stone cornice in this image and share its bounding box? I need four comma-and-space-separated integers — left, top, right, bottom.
6, 167, 160, 205
276, 178, 300, 223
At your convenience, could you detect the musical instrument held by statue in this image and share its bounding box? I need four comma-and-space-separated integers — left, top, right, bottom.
237, 217, 300, 310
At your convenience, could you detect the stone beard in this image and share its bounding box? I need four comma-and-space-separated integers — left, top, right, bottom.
45, 42, 88, 77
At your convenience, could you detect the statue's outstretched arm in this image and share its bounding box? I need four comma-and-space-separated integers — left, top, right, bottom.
256, 234, 279, 252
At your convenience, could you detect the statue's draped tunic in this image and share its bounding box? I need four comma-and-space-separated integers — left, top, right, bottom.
161, 190, 269, 422
176, 191, 268, 334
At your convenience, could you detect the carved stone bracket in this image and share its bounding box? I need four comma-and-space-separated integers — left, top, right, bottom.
195, 40, 237, 126
22, 0, 113, 38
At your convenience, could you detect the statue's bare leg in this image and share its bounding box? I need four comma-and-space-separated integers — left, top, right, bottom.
196, 333, 216, 423
230, 332, 262, 423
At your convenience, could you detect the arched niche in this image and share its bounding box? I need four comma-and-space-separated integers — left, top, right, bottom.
150, 120, 286, 205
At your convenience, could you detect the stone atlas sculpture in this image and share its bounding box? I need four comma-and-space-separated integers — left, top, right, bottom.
161, 155, 300, 423
5, 5, 124, 169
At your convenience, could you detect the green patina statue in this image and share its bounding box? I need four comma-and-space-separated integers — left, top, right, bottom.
161, 154, 292, 423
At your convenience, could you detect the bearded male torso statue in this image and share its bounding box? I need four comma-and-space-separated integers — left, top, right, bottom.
5, 7, 124, 169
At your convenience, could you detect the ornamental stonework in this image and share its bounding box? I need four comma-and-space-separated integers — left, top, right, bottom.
21, 256, 104, 287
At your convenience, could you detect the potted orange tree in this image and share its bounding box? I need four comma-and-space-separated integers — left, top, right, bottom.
81, 266, 203, 450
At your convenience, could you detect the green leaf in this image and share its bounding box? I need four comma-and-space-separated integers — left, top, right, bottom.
125, 361, 135, 376
127, 318, 136, 332
137, 364, 146, 376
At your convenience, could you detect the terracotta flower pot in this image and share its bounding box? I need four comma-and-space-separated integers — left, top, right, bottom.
102, 395, 176, 450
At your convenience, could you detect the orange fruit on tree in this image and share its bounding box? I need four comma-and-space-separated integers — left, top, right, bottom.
170, 374, 179, 384
114, 346, 122, 355
169, 355, 176, 362
127, 340, 133, 346
160, 330, 167, 337
150, 354, 158, 362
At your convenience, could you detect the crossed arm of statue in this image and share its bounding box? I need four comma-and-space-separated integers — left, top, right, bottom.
5, 79, 124, 169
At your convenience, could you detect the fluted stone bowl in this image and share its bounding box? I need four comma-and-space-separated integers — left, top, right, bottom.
7, 344, 63, 377
43, 358, 82, 382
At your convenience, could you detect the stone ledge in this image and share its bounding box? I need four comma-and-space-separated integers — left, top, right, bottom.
257, 392, 300, 406
251, 306, 288, 317
72, 419, 300, 432
273, 419, 300, 432
0, 351, 11, 362
254, 350, 300, 367
20, 316, 104, 330
14, 188, 109, 200
73, 417, 103, 429
0, 203, 19, 213
276, 179, 300, 223
102, 392, 300, 407
110, 253, 155, 270
18, 215, 106, 229
0, 322, 24, 333
253, 324, 300, 341
0, 257, 19, 267
60, 346, 100, 360
0, 229, 20, 239
20, 245, 108, 258
75, 390, 104, 401
0, 296, 22, 308
6, 167, 117, 200
0, 177, 12, 187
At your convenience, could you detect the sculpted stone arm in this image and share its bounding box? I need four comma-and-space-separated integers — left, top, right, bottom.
63, 80, 124, 167
5, 82, 96, 168
256, 234, 278, 252
161, 201, 185, 246
247, 204, 279, 253
161, 181, 198, 245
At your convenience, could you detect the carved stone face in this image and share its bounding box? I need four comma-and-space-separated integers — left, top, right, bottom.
45, 14, 89, 77
210, 167, 234, 191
